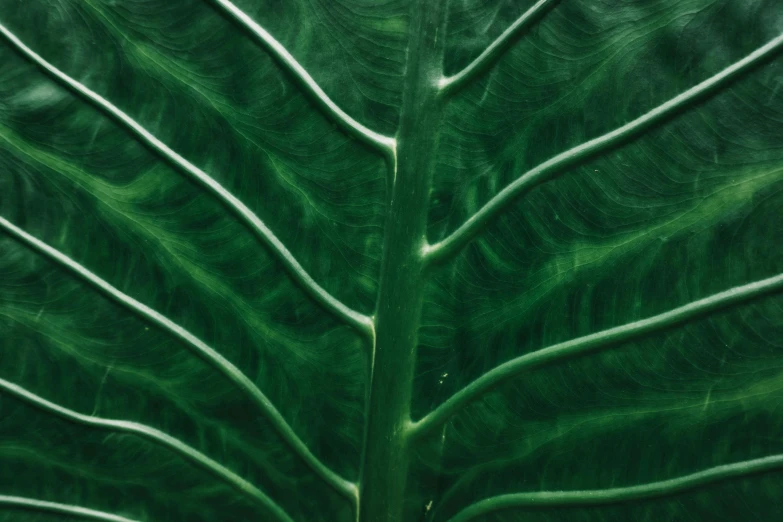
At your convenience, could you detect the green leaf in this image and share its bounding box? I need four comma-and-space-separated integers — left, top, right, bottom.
1, 1, 782, 521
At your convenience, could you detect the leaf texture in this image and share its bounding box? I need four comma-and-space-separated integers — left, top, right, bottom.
1, 0, 782, 521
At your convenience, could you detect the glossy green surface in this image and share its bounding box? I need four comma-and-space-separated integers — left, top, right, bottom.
1, 0, 783, 521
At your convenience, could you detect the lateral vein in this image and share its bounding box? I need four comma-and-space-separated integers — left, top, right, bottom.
438, 0, 560, 95
427, 32, 783, 264
0, 378, 294, 522
446, 454, 783, 521
0, 495, 141, 522
411, 272, 783, 438
0, 21, 373, 338
0, 215, 356, 502
208, 0, 396, 155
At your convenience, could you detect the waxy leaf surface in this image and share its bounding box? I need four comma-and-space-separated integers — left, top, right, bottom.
1, 0, 782, 521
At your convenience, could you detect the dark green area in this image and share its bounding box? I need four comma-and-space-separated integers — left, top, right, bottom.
1, 0, 782, 521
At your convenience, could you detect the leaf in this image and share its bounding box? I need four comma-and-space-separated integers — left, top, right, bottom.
0, 0, 782, 521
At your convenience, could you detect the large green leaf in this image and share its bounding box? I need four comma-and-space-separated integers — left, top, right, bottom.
1, 0, 782, 521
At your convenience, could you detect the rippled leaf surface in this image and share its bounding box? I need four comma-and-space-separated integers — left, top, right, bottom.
0, 0, 782, 521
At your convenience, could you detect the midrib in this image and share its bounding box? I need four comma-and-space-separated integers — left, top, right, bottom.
356, 2, 448, 521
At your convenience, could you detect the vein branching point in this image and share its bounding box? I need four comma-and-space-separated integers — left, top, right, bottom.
0, 22, 373, 339
0, 215, 356, 505
0, 2, 782, 521
211, 0, 396, 156
410, 273, 783, 439
427, 32, 783, 265
437, 0, 560, 96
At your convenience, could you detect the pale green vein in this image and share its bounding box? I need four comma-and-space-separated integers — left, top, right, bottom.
0, 495, 140, 522
438, 0, 560, 96
446, 454, 783, 521
463, 165, 783, 332
0, 378, 294, 522
434, 367, 783, 518
410, 273, 783, 438
426, 32, 783, 264
0, 123, 330, 353
0, 215, 357, 503
0, 21, 374, 338
207, 0, 396, 156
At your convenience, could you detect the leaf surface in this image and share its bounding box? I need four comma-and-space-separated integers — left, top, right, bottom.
1, 0, 782, 521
